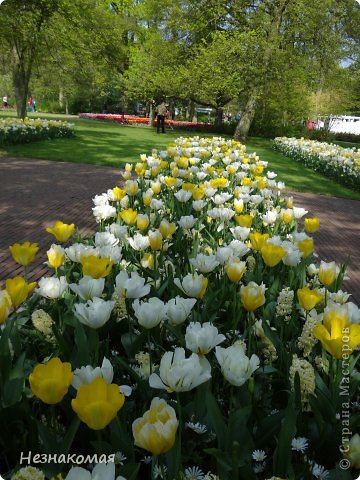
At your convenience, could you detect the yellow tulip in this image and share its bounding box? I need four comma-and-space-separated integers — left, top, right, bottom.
280, 209, 294, 225
344, 433, 360, 469
6, 277, 36, 309
234, 214, 253, 228
132, 397, 178, 455
112, 186, 126, 201
253, 164, 264, 175
9, 242, 39, 266
182, 182, 195, 192
80, 255, 113, 279
164, 176, 176, 188
234, 199, 244, 214
47, 244, 65, 269
135, 163, 146, 176
225, 260, 247, 283
197, 277, 208, 299
121, 170, 132, 180
0, 290, 12, 324
137, 214, 150, 231
297, 238, 314, 258
141, 253, 154, 270
192, 186, 205, 200
313, 314, 360, 359
318, 261, 338, 287
304, 217, 320, 233
124, 180, 139, 196
46, 221, 75, 243
240, 282, 266, 311
148, 230, 163, 251
255, 177, 267, 189
143, 192, 153, 207
241, 177, 252, 187
261, 244, 287, 267
72, 377, 125, 430
297, 286, 323, 311
120, 208, 138, 225
125, 163, 133, 172
151, 181, 161, 194
29, 357, 73, 405
249, 232, 269, 251
286, 196, 293, 208
159, 219, 176, 239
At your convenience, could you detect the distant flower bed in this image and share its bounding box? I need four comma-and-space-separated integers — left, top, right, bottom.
79, 112, 212, 130
0, 117, 74, 145
273, 137, 360, 191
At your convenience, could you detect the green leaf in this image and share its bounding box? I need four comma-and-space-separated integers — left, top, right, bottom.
61, 416, 80, 454
1, 377, 24, 407
273, 396, 298, 476
121, 332, 145, 358
205, 391, 227, 449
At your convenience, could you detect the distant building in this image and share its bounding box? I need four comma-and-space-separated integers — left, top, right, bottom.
316, 115, 360, 135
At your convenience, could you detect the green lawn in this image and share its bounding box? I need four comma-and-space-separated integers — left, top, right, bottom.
1, 111, 359, 200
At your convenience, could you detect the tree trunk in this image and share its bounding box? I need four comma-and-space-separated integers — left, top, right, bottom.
234, 94, 257, 141
59, 87, 64, 108
148, 102, 155, 126
187, 99, 195, 121
13, 64, 29, 119
215, 108, 223, 128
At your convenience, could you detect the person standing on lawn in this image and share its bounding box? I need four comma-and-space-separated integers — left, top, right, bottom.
155, 99, 167, 133
3, 95, 8, 107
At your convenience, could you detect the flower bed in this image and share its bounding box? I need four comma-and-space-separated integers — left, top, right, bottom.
79, 112, 212, 130
273, 137, 360, 191
1, 136, 359, 480
0, 117, 74, 145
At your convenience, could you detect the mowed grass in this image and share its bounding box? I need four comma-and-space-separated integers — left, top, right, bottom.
1, 111, 359, 200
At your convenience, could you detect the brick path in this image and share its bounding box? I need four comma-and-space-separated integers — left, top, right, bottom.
1, 157, 359, 304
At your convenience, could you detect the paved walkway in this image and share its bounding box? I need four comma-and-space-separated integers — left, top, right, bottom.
1, 157, 359, 304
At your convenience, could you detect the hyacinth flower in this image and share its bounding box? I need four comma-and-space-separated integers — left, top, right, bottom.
46, 220, 75, 243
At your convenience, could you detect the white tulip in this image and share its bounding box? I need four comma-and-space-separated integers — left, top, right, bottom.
133, 297, 167, 329
65, 462, 124, 480
174, 189, 192, 202
166, 296, 197, 325
185, 322, 225, 355
190, 253, 220, 273
215, 345, 260, 386
94, 232, 119, 247
92, 204, 117, 223
36, 276, 68, 299
215, 246, 235, 265
74, 297, 115, 329
230, 226, 251, 241
149, 347, 211, 392
178, 215, 197, 229
65, 243, 96, 263
127, 233, 150, 251
229, 240, 249, 258
69, 276, 105, 300
113, 271, 150, 299
107, 223, 128, 241
72, 357, 114, 389
174, 273, 207, 298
